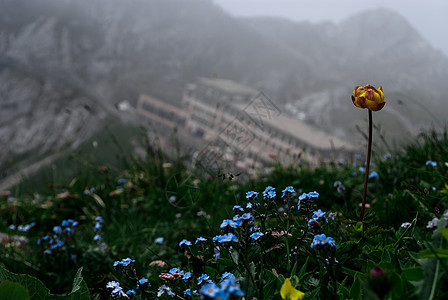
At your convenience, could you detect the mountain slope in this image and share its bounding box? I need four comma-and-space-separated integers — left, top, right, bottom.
1, 1, 447, 179
242, 9, 448, 141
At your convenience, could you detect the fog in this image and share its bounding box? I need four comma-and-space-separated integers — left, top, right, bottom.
1, 0, 448, 188
213, 0, 448, 56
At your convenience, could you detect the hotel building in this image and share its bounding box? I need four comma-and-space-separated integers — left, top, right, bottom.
137, 77, 358, 173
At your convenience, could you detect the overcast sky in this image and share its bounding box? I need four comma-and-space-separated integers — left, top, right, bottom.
213, 0, 448, 56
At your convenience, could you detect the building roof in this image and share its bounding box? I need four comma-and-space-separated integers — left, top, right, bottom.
192, 77, 357, 152
232, 102, 357, 151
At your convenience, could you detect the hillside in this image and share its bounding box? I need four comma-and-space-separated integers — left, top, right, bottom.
1, 0, 447, 181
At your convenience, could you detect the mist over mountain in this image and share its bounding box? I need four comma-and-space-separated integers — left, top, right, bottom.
242, 10, 448, 141
1, 0, 447, 176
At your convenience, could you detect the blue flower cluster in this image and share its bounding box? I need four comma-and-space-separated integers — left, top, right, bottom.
9, 222, 36, 232
195, 236, 207, 245
198, 273, 213, 285
220, 219, 241, 229
183, 288, 199, 297
113, 257, 135, 269
281, 186, 296, 198
334, 180, 346, 194
213, 233, 239, 244
233, 205, 244, 213
107, 258, 151, 299
83, 187, 96, 195
263, 186, 276, 199
298, 191, 319, 210
200, 275, 244, 299
138, 277, 150, 287
106, 280, 135, 299
368, 171, 379, 179
179, 239, 192, 248
246, 191, 259, 199
312, 209, 327, 221
426, 160, 437, 167
60, 219, 78, 235
250, 232, 264, 240
157, 285, 175, 297
310, 233, 337, 249
93, 216, 106, 248
37, 219, 78, 254
401, 222, 411, 229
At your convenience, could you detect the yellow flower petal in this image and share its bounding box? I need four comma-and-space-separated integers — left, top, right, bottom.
351, 84, 385, 111
280, 278, 305, 300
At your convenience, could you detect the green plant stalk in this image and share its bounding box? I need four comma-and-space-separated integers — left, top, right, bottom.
392, 212, 418, 249
225, 246, 245, 277
429, 259, 440, 300
286, 216, 291, 270
236, 247, 259, 298
327, 255, 338, 298
290, 223, 309, 275
259, 250, 264, 300
359, 109, 373, 223
259, 216, 266, 298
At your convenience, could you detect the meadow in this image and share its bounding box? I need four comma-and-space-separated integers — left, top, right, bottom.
1, 116, 448, 299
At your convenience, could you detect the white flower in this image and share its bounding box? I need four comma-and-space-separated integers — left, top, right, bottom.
401, 222, 411, 229
426, 217, 439, 229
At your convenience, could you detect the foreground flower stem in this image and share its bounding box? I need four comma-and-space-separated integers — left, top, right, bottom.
359, 109, 373, 222
237, 247, 259, 298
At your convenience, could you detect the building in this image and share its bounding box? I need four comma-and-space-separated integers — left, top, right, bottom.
136, 94, 187, 129
183, 78, 358, 170
136, 77, 358, 173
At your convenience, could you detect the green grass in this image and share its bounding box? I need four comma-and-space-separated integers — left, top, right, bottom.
0, 127, 447, 299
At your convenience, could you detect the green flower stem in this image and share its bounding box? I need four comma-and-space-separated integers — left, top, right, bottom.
286, 218, 291, 270
259, 250, 264, 300
392, 213, 418, 249
225, 246, 245, 276
236, 247, 259, 297
359, 109, 373, 223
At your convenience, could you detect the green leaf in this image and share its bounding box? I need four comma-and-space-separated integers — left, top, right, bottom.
342, 267, 367, 280
265, 269, 280, 282
278, 274, 286, 285
263, 280, 278, 299
230, 249, 239, 264
401, 267, 424, 281
0, 266, 48, 299
296, 257, 309, 281
217, 258, 234, 266
204, 266, 216, 277
338, 276, 350, 299
438, 228, 448, 242
418, 248, 448, 258
338, 275, 348, 291
417, 257, 441, 300
381, 249, 391, 263
409, 251, 421, 263
0, 281, 30, 300
68, 267, 90, 299
91, 193, 105, 207
290, 260, 298, 278
0, 265, 90, 300
349, 275, 362, 300
354, 222, 363, 232
241, 262, 257, 300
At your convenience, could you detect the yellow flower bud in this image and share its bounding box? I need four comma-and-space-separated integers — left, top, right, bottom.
351, 85, 385, 111
280, 278, 305, 300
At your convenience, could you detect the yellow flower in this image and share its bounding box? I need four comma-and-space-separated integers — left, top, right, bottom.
351, 85, 385, 111
280, 278, 305, 300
